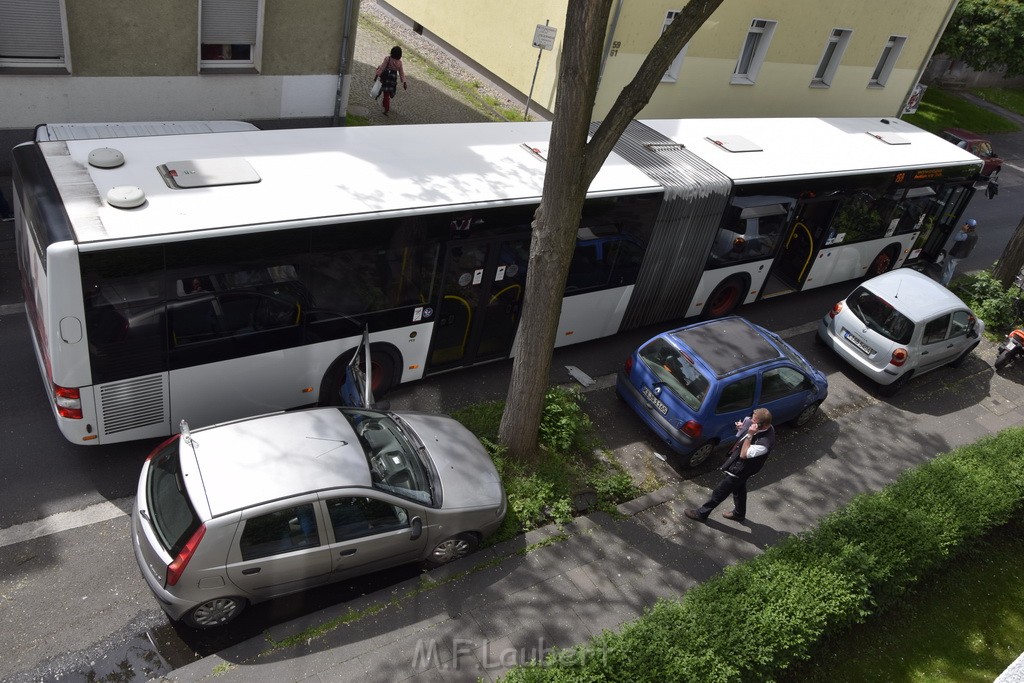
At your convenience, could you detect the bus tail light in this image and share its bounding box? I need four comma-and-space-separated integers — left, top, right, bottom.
890, 348, 909, 367
829, 302, 844, 319
54, 385, 83, 419
166, 524, 206, 587
681, 420, 702, 440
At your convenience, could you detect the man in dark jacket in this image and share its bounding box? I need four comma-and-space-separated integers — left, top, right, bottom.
940, 219, 979, 286
684, 407, 775, 523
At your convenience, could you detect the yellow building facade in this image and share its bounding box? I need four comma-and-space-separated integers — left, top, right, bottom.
382, 0, 956, 119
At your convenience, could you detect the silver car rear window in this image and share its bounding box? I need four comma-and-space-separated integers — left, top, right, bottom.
847, 286, 914, 344
147, 440, 202, 556
638, 337, 710, 410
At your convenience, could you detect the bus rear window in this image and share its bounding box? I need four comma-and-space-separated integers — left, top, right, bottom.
146, 441, 201, 556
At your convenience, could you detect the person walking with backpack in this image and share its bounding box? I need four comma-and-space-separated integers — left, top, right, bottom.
373, 46, 407, 116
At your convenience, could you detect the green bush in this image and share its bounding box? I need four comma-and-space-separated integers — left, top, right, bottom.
453, 386, 639, 544
500, 428, 1024, 682
950, 270, 1020, 333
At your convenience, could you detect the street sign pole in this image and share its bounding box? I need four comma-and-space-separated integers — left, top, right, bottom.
525, 20, 556, 120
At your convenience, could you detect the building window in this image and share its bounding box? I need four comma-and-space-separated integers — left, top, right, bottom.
661, 11, 689, 83
732, 19, 777, 85
869, 35, 906, 87
811, 28, 852, 88
200, 0, 263, 72
0, 0, 70, 71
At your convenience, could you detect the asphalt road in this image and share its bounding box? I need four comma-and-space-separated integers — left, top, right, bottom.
0, 136, 1022, 681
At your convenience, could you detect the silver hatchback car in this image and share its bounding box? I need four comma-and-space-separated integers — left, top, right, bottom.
131, 335, 505, 628
818, 268, 983, 396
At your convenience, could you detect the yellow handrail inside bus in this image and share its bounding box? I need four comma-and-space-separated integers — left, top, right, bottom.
785, 221, 815, 283
443, 294, 472, 356
489, 283, 522, 304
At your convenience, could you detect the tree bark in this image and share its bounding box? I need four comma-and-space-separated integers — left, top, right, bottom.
992, 214, 1024, 287
497, 0, 725, 462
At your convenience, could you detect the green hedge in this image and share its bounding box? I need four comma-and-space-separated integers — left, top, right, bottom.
501, 428, 1024, 682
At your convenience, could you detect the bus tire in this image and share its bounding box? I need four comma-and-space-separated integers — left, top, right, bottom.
867, 244, 900, 278
319, 345, 400, 406
702, 275, 748, 319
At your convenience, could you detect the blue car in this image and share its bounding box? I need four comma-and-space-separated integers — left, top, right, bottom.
616, 317, 828, 467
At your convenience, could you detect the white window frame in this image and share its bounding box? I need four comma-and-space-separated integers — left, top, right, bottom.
810, 28, 852, 88
199, 0, 265, 72
661, 11, 689, 83
731, 18, 777, 85
869, 35, 907, 88
0, 0, 71, 72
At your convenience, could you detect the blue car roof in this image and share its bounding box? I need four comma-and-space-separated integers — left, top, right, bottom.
670, 317, 781, 378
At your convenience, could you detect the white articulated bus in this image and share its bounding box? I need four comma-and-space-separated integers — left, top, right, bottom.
12, 117, 982, 444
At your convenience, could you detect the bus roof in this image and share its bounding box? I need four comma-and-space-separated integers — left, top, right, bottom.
643, 117, 981, 183
34, 120, 258, 141
37, 117, 980, 246
43, 121, 660, 245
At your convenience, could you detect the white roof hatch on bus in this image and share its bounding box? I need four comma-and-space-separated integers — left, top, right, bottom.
644, 117, 982, 183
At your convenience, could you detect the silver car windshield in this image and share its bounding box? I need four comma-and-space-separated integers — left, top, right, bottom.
847, 287, 914, 344
342, 409, 432, 504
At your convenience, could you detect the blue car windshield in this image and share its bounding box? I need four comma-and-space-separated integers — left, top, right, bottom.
638, 338, 710, 410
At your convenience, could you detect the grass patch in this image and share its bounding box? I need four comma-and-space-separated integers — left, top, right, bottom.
902, 87, 1019, 134
454, 386, 645, 545
971, 87, 1024, 117
783, 517, 1024, 683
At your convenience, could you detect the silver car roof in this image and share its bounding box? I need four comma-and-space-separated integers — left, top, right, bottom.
186, 408, 371, 517
858, 269, 971, 322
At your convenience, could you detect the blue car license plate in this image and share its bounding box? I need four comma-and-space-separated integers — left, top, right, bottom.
843, 329, 874, 355
641, 386, 668, 415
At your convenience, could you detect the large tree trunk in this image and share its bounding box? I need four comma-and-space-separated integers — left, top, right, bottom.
497, 0, 726, 462
993, 214, 1024, 287
497, 1, 609, 462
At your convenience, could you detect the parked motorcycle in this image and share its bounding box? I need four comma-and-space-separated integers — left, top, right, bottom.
995, 328, 1024, 369
995, 271, 1024, 371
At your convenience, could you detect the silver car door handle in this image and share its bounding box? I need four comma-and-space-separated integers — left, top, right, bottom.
242, 567, 261, 575
339, 549, 357, 557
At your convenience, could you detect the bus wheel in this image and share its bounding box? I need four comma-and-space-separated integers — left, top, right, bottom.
702, 275, 746, 319
867, 246, 899, 278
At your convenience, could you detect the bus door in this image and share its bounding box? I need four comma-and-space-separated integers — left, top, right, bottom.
427, 236, 529, 372
773, 199, 840, 290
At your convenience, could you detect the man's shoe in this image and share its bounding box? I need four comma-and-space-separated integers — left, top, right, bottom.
684, 509, 707, 521
723, 510, 744, 521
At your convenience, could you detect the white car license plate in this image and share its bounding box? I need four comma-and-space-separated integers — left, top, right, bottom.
641, 386, 668, 415
843, 329, 874, 355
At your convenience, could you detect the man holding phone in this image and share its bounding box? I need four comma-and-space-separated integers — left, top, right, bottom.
685, 407, 775, 523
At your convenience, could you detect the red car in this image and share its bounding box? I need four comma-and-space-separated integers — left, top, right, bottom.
940, 128, 1003, 178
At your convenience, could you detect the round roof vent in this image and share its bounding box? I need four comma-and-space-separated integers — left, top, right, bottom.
89, 147, 125, 168
106, 185, 146, 209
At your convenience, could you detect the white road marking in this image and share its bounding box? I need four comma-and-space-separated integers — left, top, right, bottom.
0, 498, 131, 549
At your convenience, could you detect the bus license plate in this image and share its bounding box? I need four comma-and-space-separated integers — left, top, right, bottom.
641, 386, 668, 415
843, 329, 874, 355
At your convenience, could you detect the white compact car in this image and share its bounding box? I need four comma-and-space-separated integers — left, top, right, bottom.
818, 268, 983, 396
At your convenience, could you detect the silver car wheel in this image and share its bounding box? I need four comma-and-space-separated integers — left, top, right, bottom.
186, 596, 244, 629
428, 533, 479, 566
